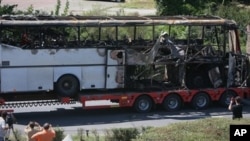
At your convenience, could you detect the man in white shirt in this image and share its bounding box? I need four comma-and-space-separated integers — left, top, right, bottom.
0, 111, 8, 141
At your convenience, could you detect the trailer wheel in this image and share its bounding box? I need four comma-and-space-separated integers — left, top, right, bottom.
55, 74, 79, 97
219, 90, 237, 107
163, 94, 182, 111
133, 95, 153, 113
191, 92, 210, 110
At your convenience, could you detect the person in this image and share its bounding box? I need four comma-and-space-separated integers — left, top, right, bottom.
0, 111, 8, 141
228, 96, 243, 120
24, 121, 42, 141
31, 123, 56, 141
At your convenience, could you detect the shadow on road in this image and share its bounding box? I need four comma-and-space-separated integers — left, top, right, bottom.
13, 104, 250, 127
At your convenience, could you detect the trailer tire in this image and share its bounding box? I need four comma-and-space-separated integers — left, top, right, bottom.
133, 95, 153, 113
163, 94, 182, 111
55, 74, 79, 97
191, 92, 210, 110
219, 90, 237, 107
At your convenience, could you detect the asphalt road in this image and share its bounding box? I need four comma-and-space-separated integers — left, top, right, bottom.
1, 0, 156, 16
1, 0, 120, 11
7, 102, 250, 137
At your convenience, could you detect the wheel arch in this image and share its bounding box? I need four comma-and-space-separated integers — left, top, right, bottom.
163, 93, 183, 103
54, 73, 81, 97
53, 67, 82, 87
133, 94, 155, 105
191, 91, 211, 103
55, 73, 80, 87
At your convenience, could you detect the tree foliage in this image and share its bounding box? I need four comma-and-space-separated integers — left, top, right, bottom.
0, 0, 17, 15
55, 0, 61, 16
154, 0, 250, 50
154, 0, 250, 15
62, 0, 69, 16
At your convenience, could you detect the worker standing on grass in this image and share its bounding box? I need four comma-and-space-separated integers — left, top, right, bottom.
31, 123, 56, 141
228, 96, 243, 120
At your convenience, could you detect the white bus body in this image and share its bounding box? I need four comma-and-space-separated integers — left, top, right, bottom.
0, 44, 124, 93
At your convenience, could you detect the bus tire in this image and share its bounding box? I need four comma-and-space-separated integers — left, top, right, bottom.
219, 90, 237, 107
55, 74, 79, 97
191, 92, 210, 110
133, 95, 153, 113
163, 94, 182, 111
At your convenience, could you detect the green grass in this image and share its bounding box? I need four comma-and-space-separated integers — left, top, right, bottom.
135, 117, 250, 141
120, 0, 156, 9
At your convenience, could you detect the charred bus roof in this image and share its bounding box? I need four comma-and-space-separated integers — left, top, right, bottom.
0, 15, 238, 27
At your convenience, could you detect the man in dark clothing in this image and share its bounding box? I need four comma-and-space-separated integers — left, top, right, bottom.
228, 96, 243, 120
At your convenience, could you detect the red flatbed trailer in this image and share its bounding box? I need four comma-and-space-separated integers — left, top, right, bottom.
77, 87, 250, 113
0, 87, 249, 113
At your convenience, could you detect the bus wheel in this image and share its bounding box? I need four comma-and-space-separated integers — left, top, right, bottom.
163, 94, 182, 111
133, 95, 153, 113
219, 90, 237, 107
191, 92, 210, 110
55, 75, 79, 97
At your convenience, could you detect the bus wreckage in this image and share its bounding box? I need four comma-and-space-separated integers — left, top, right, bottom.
0, 15, 249, 112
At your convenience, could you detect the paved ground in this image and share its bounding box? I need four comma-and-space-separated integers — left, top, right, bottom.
2, 0, 68, 12
1, 0, 156, 16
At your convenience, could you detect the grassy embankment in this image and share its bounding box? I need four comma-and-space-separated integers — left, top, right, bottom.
136, 117, 250, 141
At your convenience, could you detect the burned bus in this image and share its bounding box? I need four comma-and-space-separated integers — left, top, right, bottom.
0, 15, 248, 99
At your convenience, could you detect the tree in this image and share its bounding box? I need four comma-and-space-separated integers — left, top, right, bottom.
0, 0, 17, 15
55, 0, 61, 16
154, 0, 233, 15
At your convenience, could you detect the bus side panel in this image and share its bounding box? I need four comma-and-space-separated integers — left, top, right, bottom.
27, 67, 53, 91
106, 50, 125, 89
1, 68, 54, 93
81, 66, 105, 89
106, 66, 124, 89
1, 46, 106, 66
1, 68, 28, 92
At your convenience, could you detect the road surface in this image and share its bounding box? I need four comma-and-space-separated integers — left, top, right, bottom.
5, 102, 250, 137
1, 0, 156, 16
